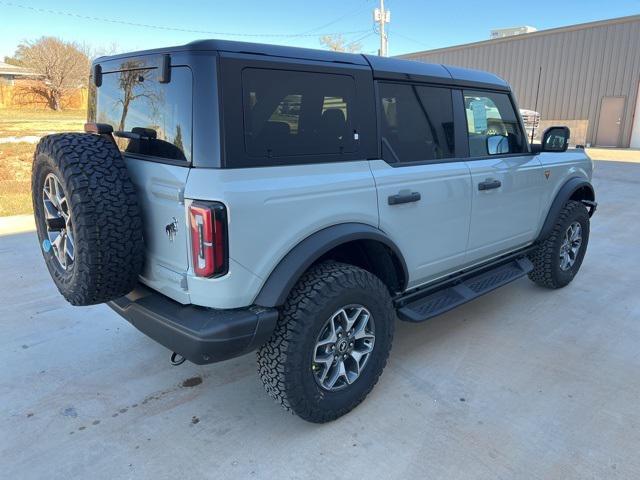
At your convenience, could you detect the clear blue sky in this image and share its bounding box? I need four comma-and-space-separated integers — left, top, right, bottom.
1, 0, 638, 59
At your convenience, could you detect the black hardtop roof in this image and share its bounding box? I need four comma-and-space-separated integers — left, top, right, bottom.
95, 39, 509, 90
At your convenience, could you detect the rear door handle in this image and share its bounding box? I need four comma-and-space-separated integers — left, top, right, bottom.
478, 179, 502, 191
388, 191, 421, 205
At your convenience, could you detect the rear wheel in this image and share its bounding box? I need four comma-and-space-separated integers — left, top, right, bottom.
528, 200, 590, 289
257, 262, 395, 423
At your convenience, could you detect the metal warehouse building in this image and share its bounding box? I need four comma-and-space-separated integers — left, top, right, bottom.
399, 15, 640, 148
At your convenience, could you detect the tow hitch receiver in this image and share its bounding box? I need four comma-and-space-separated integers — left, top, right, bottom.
170, 352, 186, 366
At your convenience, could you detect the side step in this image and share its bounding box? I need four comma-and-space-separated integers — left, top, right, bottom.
397, 257, 533, 323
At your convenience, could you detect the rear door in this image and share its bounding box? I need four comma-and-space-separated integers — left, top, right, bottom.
371, 82, 472, 288
93, 62, 193, 302
462, 90, 543, 263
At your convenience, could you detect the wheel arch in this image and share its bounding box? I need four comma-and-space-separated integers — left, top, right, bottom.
254, 223, 409, 308
538, 177, 595, 241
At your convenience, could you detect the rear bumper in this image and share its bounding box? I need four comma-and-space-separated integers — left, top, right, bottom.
107, 285, 278, 365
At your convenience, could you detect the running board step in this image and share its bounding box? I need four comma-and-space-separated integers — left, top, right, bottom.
397, 258, 533, 323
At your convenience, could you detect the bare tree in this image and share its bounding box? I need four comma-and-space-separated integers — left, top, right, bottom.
13, 37, 90, 111
114, 61, 160, 132
87, 42, 121, 60
319, 34, 362, 53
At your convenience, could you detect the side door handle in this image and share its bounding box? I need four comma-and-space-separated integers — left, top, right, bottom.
388, 191, 421, 205
478, 179, 502, 191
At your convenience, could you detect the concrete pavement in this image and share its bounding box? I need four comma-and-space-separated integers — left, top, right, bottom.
1, 159, 639, 479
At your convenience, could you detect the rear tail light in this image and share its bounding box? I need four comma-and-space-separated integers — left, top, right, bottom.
188, 202, 227, 277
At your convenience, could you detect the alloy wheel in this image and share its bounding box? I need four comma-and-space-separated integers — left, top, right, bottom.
312, 305, 375, 392
42, 173, 74, 270
559, 221, 582, 271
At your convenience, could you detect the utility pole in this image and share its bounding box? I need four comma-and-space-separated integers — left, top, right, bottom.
374, 0, 390, 56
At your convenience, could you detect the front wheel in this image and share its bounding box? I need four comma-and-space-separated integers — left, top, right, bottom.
257, 262, 395, 423
528, 200, 590, 289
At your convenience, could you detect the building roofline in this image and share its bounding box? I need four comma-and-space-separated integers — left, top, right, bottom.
398, 14, 640, 58
0, 61, 40, 76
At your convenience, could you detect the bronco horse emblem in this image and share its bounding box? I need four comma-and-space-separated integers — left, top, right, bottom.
165, 217, 178, 242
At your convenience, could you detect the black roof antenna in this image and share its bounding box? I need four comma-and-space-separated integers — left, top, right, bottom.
531, 66, 542, 144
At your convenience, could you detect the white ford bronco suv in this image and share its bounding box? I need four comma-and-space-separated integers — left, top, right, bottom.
31, 40, 596, 423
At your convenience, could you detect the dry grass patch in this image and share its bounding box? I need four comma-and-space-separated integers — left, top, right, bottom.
0, 142, 35, 216
0, 109, 85, 138
0, 109, 86, 216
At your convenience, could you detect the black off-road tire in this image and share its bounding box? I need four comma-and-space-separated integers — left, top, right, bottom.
32, 133, 144, 305
528, 200, 590, 289
257, 262, 395, 423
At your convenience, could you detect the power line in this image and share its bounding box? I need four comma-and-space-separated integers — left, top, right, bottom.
347, 31, 377, 48
388, 29, 431, 48
0, 1, 369, 38
299, 4, 371, 35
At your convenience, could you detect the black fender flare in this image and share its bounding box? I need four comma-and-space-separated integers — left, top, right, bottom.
254, 223, 409, 308
537, 177, 595, 241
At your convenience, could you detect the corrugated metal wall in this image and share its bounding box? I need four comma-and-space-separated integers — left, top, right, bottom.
399, 16, 640, 147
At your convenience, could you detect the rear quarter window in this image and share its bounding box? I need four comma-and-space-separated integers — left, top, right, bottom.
95, 64, 193, 163
240, 68, 357, 163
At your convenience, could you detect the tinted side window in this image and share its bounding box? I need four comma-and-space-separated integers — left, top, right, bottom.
463, 90, 525, 157
379, 82, 455, 163
96, 64, 192, 162
242, 68, 356, 159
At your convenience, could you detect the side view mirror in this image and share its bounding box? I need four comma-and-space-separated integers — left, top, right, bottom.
533, 126, 570, 153
486, 135, 510, 155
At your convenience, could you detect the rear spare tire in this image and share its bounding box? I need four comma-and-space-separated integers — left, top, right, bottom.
32, 133, 144, 306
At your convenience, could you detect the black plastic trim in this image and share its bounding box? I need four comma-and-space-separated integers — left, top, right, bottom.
478, 179, 502, 190
108, 285, 278, 365
388, 191, 421, 205
254, 223, 409, 307
538, 177, 595, 240
532, 126, 570, 153
159, 54, 171, 83
121, 152, 190, 167
84, 122, 113, 135
451, 89, 470, 158
93, 64, 102, 87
